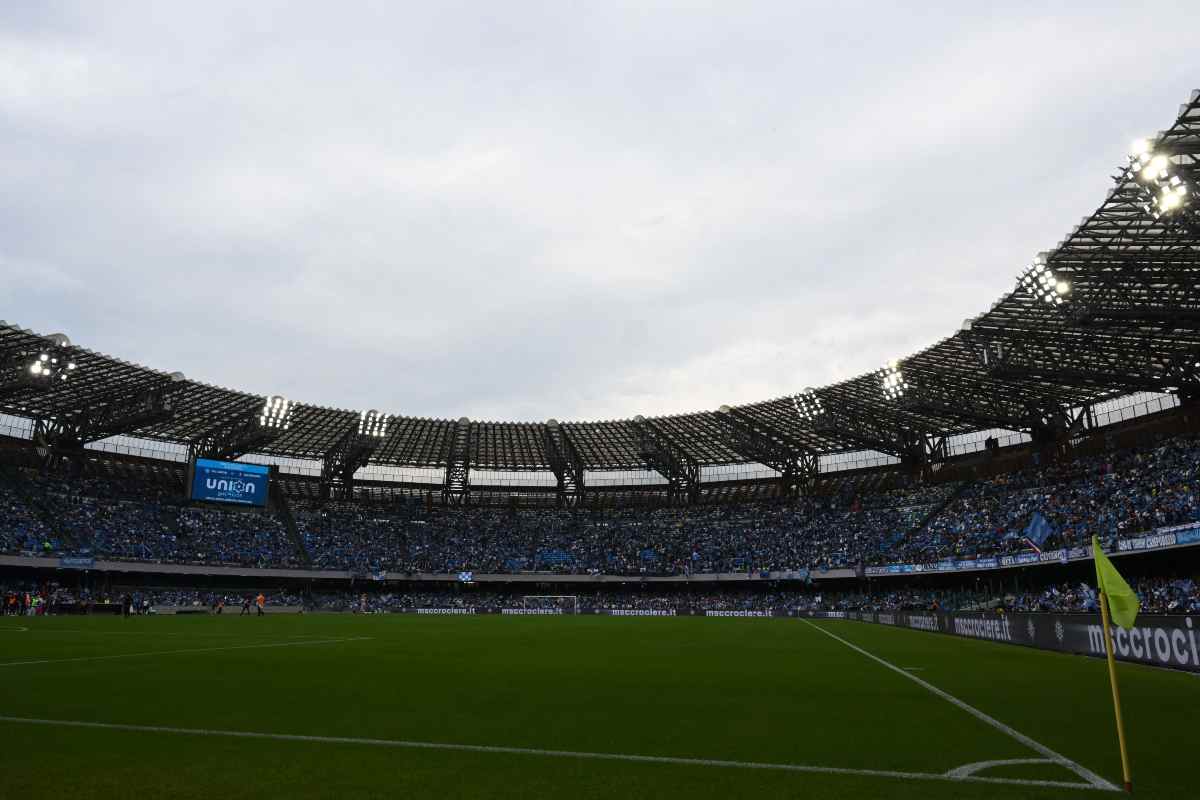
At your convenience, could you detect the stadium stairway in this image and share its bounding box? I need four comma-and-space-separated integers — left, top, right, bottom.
904, 480, 971, 545
270, 484, 312, 568
158, 499, 183, 544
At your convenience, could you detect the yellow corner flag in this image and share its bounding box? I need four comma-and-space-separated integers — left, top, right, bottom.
1092, 536, 1136, 792
1092, 537, 1139, 630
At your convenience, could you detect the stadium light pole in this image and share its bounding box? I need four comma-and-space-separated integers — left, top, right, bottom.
319, 409, 389, 503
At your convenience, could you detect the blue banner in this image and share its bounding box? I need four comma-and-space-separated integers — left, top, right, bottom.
1023, 511, 1053, 548
862, 526, 1198, 579
59, 556, 95, 569
1176, 526, 1200, 546
190, 458, 270, 507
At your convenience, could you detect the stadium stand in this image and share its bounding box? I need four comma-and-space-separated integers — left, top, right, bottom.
0, 428, 1196, 576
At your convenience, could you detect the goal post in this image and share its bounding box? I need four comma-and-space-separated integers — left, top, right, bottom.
521, 595, 578, 614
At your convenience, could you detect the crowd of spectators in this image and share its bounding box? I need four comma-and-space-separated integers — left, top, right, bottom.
1, 581, 302, 614
6, 569, 1198, 617
1003, 577, 1200, 615
899, 434, 1200, 564
1, 472, 300, 568
0, 432, 1196, 576
10, 577, 1195, 617
174, 508, 299, 568
0, 483, 56, 555
288, 488, 954, 576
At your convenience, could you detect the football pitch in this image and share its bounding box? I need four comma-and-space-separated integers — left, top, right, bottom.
1, 614, 1194, 799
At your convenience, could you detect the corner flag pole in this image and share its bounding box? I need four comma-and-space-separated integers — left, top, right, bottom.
1098, 590, 1133, 793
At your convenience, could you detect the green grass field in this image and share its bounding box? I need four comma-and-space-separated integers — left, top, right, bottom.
1, 613, 1195, 799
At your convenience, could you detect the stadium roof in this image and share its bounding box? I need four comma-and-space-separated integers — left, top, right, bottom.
3, 90, 1199, 482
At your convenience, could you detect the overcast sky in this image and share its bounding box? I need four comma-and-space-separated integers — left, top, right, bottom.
2, 2, 1197, 423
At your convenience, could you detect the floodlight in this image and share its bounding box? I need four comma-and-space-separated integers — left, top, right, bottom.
880, 361, 908, 401
259, 395, 292, 430
1141, 155, 1168, 182
793, 388, 824, 423
26, 351, 75, 382
1018, 254, 1069, 306
1127, 138, 1194, 222
358, 409, 389, 438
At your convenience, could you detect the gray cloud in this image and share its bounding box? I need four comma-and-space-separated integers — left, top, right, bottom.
3, 1, 1197, 421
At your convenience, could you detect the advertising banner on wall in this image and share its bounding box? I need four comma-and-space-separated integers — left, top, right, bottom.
802, 610, 1200, 673
863, 522, 1200, 578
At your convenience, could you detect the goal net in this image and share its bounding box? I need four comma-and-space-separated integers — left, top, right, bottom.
521, 595, 578, 614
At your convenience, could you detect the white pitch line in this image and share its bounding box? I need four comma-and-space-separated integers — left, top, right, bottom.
0, 715, 1107, 792
0, 626, 29, 632
947, 758, 1055, 778
0, 636, 373, 668
799, 619, 1119, 792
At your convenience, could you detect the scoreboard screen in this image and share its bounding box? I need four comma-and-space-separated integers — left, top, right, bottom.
188, 458, 270, 507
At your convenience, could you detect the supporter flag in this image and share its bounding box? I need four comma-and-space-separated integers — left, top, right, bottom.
1022, 512, 1053, 553
457, 571, 474, 584
1079, 582, 1098, 611
1092, 537, 1138, 630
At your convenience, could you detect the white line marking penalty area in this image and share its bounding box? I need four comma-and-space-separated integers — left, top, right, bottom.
0, 636, 373, 668
799, 618, 1119, 792
0, 715, 1111, 792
